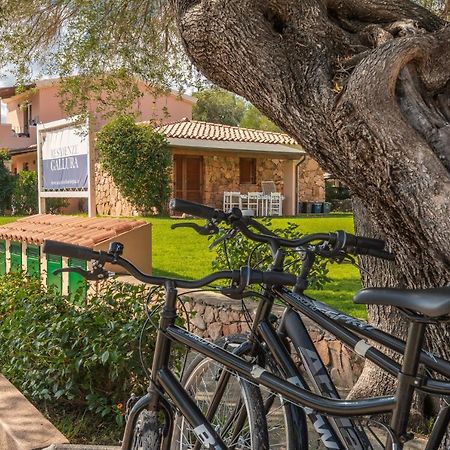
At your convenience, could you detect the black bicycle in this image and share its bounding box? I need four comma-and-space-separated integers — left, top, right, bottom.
42, 199, 450, 450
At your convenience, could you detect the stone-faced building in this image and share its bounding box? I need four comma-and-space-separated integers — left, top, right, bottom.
1, 79, 325, 216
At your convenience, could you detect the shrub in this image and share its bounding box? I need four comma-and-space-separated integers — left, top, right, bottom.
0, 149, 14, 213
0, 273, 171, 423
97, 115, 172, 214
210, 218, 330, 290
11, 170, 38, 215
10, 170, 69, 215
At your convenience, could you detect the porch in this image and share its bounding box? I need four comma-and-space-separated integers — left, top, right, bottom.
172, 150, 322, 216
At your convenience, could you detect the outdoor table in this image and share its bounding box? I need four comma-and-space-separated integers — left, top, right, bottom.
240, 192, 281, 216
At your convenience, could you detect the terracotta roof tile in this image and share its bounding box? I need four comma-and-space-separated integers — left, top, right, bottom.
0, 215, 147, 247
145, 118, 298, 146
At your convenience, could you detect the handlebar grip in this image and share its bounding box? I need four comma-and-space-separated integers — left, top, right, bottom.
338, 232, 385, 251
355, 236, 385, 251
169, 199, 225, 220
43, 240, 100, 261
356, 247, 395, 261
262, 271, 297, 286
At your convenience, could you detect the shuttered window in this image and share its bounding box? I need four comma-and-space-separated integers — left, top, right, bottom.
239, 158, 256, 184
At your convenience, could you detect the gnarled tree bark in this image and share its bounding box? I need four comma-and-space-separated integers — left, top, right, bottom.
172, 0, 450, 446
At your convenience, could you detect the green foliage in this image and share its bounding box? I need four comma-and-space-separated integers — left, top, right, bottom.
0, 272, 167, 422
46, 197, 70, 214
0, 1, 196, 121
325, 180, 350, 202
11, 170, 38, 215
193, 87, 281, 131
240, 105, 281, 132
193, 87, 247, 126
97, 115, 172, 214
10, 170, 70, 215
0, 150, 14, 214
210, 218, 331, 290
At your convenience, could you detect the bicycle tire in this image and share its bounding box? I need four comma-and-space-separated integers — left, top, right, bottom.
130, 409, 162, 450
172, 334, 304, 449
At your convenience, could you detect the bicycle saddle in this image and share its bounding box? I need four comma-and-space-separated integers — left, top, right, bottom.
353, 287, 450, 318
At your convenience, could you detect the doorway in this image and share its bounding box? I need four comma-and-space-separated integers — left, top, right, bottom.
174, 155, 203, 203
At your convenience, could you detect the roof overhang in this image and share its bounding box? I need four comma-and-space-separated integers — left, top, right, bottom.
168, 138, 305, 159
8, 145, 37, 156
0, 84, 35, 101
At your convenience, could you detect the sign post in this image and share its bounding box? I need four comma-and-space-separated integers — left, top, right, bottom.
37, 117, 96, 217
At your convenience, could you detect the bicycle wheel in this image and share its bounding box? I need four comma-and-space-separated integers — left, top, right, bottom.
130, 409, 162, 450
172, 334, 303, 450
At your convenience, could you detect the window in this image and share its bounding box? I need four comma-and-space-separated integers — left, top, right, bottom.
239, 158, 256, 184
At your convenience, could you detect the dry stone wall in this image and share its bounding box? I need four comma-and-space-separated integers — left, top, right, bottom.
95, 163, 139, 217
180, 290, 363, 389
203, 154, 285, 209
298, 156, 325, 202
95, 150, 325, 216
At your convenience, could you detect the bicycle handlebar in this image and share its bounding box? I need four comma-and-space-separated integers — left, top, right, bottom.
169, 198, 227, 221
170, 198, 394, 261
43, 240, 102, 261
42, 240, 297, 288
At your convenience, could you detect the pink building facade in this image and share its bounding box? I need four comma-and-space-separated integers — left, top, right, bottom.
0, 78, 195, 173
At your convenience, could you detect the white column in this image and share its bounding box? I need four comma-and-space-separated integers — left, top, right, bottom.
282, 160, 297, 216
5, 240, 10, 273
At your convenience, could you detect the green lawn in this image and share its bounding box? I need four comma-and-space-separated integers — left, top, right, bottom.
146, 214, 365, 318
0, 214, 366, 317
0, 216, 19, 226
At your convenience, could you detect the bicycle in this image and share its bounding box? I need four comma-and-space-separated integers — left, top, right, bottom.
42, 199, 450, 450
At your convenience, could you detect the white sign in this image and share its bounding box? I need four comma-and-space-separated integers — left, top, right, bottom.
41, 125, 89, 190
37, 117, 96, 217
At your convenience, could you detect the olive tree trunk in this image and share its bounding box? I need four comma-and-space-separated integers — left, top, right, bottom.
173, 0, 450, 445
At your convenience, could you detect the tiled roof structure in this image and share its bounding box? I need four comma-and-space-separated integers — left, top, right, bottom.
0, 215, 147, 247
154, 118, 298, 146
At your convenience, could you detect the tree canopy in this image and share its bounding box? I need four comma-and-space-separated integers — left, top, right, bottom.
192, 88, 246, 126
192, 87, 281, 131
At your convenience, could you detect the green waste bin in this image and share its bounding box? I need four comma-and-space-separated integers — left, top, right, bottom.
68, 258, 87, 302
0, 240, 5, 276
47, 254, 62, 294
26, 244, 40, 278
323, 202, 332, 214
312, 202, 323, 214
10, 241, 22, 272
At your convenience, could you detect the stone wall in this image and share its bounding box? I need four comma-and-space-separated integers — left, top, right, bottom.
298, 156, 326, 202
203, 155, 285, 208
180, 290, 363, 389
94, 151, 326, 216
95, 163, 140, 217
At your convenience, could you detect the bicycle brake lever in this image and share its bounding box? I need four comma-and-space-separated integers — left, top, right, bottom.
221, 266, 251, 299
171, 222, 219, 236
53, 266, 110, 281
208, 229, 237, 250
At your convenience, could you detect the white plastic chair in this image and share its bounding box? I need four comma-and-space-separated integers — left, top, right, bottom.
247, 192, 262, 216
261, 181, 277, 195
223, 192, 242, 212
269, 192, 283, 216
259, 195, 270, 216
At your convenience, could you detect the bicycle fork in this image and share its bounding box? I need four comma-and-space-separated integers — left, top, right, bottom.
122, 282, 228, 450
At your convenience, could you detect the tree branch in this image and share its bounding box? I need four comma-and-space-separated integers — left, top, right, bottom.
326, 0, 446, 31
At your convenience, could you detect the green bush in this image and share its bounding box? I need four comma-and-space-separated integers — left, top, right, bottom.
0, 149, 14, 214
11, 170, 38, 215
0, 273, 168, 423
10, 170, 68, 215
97, 115, 172, 214
211, 218, 330, 290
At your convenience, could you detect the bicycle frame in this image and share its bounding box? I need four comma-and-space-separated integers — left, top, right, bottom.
273, 286, 450, 450
121, 283, 450, 450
